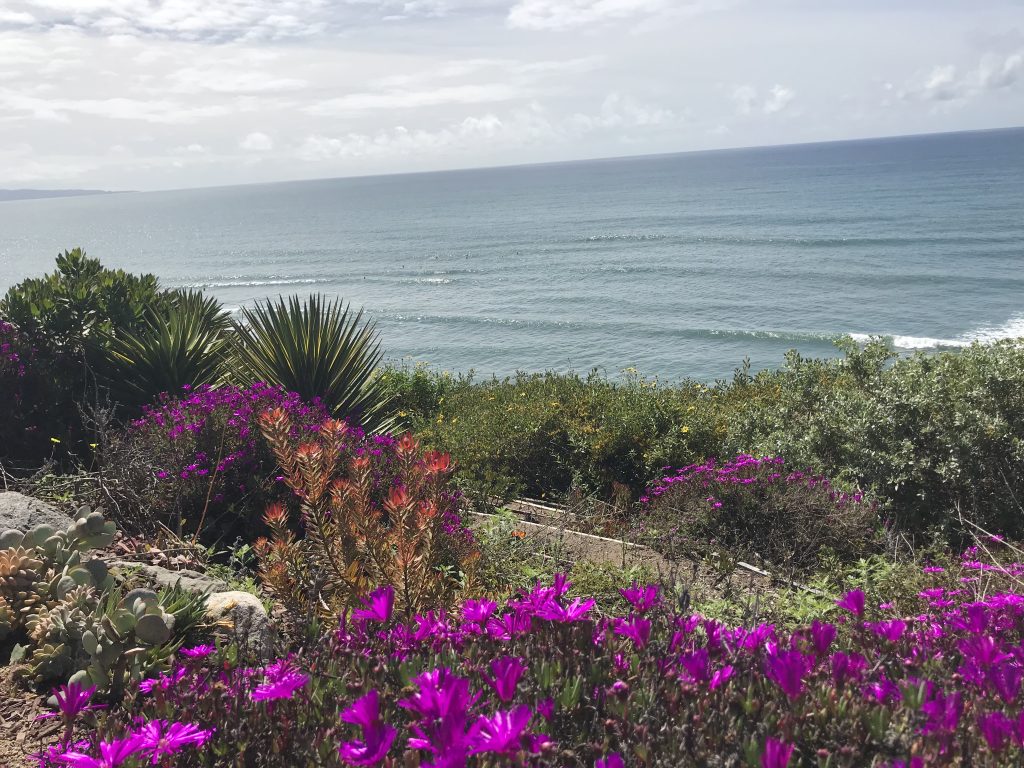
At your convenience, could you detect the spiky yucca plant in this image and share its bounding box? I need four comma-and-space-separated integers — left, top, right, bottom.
232, 294, 394, 433
102, 290, 232, 409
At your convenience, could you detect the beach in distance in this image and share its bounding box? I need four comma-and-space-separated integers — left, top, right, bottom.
1, 126, 1022, 382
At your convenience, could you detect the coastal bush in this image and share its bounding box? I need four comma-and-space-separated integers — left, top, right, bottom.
232, 294, 396, 433
638, 455, 882, 573
100, 383, 328, 539
386, 339, 1024, 542
40, 543, 1024, 767
0, 320, 75, 464
101, 290, 233, 410
255, 410, 475, 624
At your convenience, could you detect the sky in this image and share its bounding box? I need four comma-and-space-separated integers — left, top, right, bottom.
0, 0, 1022, 190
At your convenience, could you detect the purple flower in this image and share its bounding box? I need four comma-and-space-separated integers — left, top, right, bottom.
353, 586, 395, 624
338, 690, 397, 766
613, 615, 652, 649
809, 620, 836, 655
468, 706, 532, 755
36, 683, 103, 722
596, 755, 625, 768
761, 738, 794, 768
830, 652, 867, 687
764, 649, 812, 700
135, 720, 214, 762
978, 711, 1014, 752
179, 645, 216, 658
55, 736, 146, 768
483, 657, 527, 702
710, 665, 735, 690
251, 661, 309, 702
837, 589, 866, 617
619, 583, 660, 613
868, 620, 907, 643
866, 675, 902, 705
462, 599, 498, 624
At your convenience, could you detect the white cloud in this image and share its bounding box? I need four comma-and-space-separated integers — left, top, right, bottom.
901, 51, 1024, 104
507, 0, 674, 30
733, 84, 795, 116
305, 83, 529, 115
240, 131, 274, 151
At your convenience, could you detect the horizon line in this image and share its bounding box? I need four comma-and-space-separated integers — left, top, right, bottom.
7, 123, 1023, 198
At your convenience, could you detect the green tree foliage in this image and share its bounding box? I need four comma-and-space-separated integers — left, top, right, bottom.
0, 248, 160, 359
231, 294, 395, 433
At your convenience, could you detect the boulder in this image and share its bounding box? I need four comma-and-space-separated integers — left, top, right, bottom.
0, 492, 71, 534
107, 560, 229, 594
204, 591, 274, 659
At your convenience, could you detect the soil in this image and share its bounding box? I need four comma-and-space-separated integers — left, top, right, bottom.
0, 664, 61, 768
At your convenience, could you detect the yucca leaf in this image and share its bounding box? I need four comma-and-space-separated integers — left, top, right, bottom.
231, 294, 395, 433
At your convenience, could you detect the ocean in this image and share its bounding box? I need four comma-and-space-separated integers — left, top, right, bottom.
1, 127, 1022, 382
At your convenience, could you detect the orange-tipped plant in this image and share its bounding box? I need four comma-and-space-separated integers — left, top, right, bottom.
256, 408, 476, 623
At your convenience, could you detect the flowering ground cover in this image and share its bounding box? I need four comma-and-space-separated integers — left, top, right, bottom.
33, 540, 1024, 767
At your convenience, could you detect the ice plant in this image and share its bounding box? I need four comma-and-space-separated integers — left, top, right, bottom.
251, 661, 309, 702
352, 586, 395, 624
338, 690, 397, 766
54, 735, 146, 768
761, 738, 795, 768
837, 589, 866, 617
135, 720, 214, 762
483, 656, 527, 702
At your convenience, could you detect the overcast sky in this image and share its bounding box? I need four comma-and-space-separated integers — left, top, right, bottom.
0, 0, 1022, 190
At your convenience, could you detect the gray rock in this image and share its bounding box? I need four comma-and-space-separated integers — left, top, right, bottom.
205, 591, 274, 659
0, 492, 71, 534
106, 560, 230, 594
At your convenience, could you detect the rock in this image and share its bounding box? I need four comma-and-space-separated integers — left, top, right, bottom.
0, 492, 71, 534
204, 591, 274, 659
106, 560, 229, 594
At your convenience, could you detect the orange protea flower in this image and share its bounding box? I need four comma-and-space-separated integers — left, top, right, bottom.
423, 451, 452, 474
351, 456, 371, 473
418, 501, 438, 519
320, 419, 349, 440
296, 443, 322, 460
397, 432, 418, 456
263, 503, 289, 526
387, 485, 410, 511
259, 407, 289, 426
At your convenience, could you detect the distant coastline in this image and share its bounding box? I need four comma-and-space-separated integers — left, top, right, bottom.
0, 189, 125, 203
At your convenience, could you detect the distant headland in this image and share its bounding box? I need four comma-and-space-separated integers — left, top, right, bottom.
0, 188, 126, 202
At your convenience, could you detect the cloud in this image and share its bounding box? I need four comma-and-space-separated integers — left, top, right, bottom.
304, 83, 530, 115
0, 90, 239, 123
6, 0, 330, 41
901, 51, 1023, 104
167, 67, 308, 94
506, 0, 674, 30
732, 84, 795, 116
240, 131, 274, 151
295, 94, 676, 161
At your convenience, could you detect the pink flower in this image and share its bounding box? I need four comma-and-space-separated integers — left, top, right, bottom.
613, 615, 652, 649
353, 586, 395, 624
483, 657, 527, 702
619, 583, 660, 613
36, 683, 103, 722
468, 706, 532, 755
251, 661, 309, 702
761, 738, 794, 768
135, 720, 214, 762
836, 589, 866, 617
764, 649, 812, 700
338, 690, 397, 766
596, 755, 625, 768
55, 736, 146, 768
179, 645, 216, 658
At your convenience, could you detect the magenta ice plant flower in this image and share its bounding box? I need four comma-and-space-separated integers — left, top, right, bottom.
483, 656, 527, 702
55, 735, 146, 768
761, 738, 794, 768
135, 720, 214, 763
353, 586, 395, 624
468, 705, 532, 756
595, 754, 625, 768
338, 690, 398, 766
179, 645, 216, 658
836, 589, 866, 617
251, 661, 309, 702
619, 583, 660, 613
37, 683, 104, 722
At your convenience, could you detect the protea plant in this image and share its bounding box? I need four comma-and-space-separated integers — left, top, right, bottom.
231, 294, 395, 433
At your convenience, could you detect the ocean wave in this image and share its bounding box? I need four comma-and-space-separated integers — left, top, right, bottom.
849, 315, 1024, 350
179, 276, 327, 289
575, 233, 669, 242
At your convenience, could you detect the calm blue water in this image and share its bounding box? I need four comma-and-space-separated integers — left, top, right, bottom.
2, 128, 1023, 382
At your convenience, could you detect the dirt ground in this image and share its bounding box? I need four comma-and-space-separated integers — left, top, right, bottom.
0, 665, 62, 768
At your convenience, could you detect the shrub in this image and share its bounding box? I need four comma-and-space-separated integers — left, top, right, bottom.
638, 455, 882, 572
100, 383, 329, 539
101, 290, 233, 410
255, 410, 475, 624
41, 545, 1024, 767
232, 294, 396, 433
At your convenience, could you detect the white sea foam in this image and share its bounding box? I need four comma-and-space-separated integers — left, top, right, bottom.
850, 315, 1024, 350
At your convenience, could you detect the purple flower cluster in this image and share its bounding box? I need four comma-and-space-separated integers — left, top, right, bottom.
640, 454, 866, 508
1, 320, 27, 378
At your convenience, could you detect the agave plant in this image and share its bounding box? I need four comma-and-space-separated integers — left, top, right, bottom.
102, 290, 232, 409
231, 294, 394, 433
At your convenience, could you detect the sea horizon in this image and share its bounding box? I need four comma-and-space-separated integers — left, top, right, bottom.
2, 126, 1023, 383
